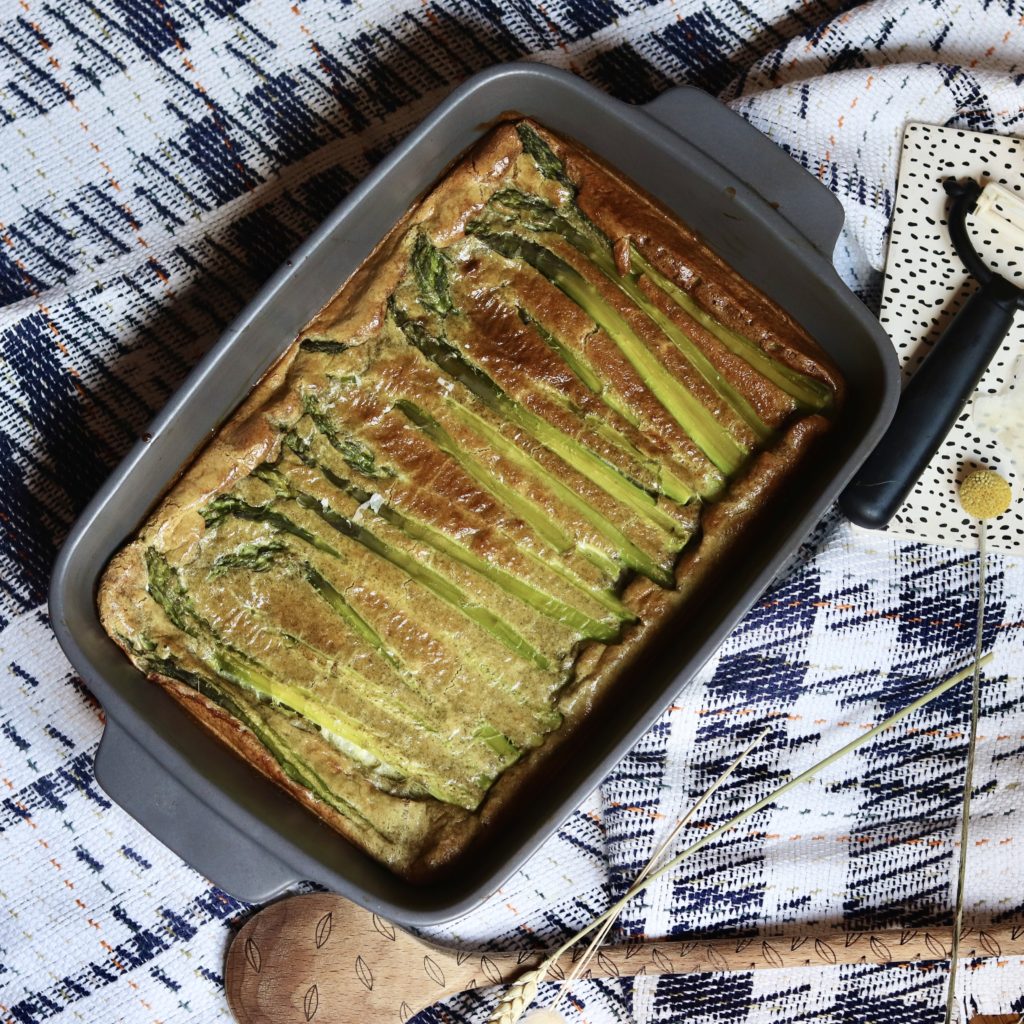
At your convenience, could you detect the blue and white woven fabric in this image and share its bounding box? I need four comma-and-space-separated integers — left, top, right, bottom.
1, 2, 1022, 1022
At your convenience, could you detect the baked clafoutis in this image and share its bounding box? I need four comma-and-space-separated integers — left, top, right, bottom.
99, 120, 843, 878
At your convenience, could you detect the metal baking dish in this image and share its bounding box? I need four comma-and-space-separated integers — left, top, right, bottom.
49, 63, 898, 924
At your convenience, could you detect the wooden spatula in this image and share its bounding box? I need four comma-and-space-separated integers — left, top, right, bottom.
223, 893, 1023, 1023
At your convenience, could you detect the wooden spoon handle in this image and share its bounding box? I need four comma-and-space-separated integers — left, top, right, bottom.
548, 923, 1024, 981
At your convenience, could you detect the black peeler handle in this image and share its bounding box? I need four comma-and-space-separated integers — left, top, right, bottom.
839, 275, 1020, 528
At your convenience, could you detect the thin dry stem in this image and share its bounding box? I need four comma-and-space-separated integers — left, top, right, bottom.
944, 523, 988, 1024
553, 726, 771, 1006
484, 656, 990, 1024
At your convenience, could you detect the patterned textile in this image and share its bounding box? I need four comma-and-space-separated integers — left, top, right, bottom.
1, 1, 1022, 1022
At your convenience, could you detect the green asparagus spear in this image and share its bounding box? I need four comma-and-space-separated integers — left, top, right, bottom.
466, 227, 746, 480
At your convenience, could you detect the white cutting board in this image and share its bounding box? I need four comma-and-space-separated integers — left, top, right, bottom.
868, 122, 1024, 554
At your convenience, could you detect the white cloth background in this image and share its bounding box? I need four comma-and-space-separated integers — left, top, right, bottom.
0, 1, 1022, 1021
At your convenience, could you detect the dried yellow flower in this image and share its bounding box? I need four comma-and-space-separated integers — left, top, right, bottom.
958, 469, 1013, 520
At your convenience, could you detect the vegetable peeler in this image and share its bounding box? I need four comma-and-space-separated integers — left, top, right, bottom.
841, 179, 1024, 529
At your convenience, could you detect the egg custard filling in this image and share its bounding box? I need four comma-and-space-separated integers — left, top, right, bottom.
99, 120, 842, 878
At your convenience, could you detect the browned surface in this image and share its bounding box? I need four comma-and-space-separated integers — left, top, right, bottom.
98, 118, 843, 880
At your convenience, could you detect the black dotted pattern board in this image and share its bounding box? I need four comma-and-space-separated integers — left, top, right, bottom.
875, 122, 1023, 553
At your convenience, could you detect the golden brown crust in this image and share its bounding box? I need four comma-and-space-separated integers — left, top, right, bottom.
114, 411, 830, 882
301, 124, 522, 348
560, 136, 845, 404
98, 117, 841, 882
160, 676, 383, 857
135, 670, 474, 877
99, 341, 302, 622
421, 414, 832, 879
561, 415, 832, 721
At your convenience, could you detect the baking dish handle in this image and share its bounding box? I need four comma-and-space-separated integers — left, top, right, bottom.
643, 87, 845, 259
94, 719, 299, 904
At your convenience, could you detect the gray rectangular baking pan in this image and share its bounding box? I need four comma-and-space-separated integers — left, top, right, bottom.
49, 62, 898, 925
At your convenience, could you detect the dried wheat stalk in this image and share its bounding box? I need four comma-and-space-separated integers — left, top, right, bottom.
551, 726, 771, 1010
486, 967, 543, 1024
483, 655, 991, 1024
